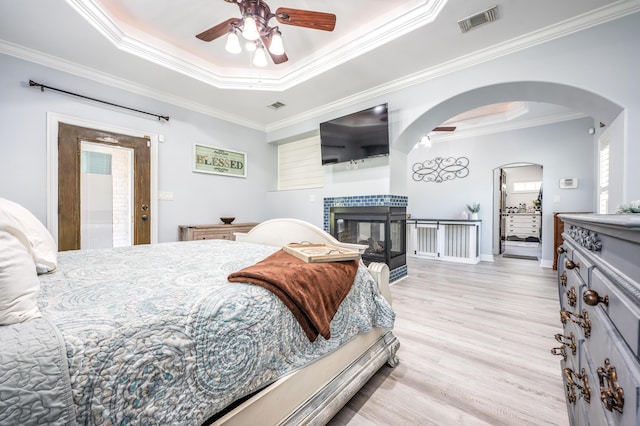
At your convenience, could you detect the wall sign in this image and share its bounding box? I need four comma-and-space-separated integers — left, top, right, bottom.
412, 156, 469, 183
193, 143, 247, 178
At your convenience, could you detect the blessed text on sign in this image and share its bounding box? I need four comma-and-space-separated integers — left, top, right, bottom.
193, 144, 247, 178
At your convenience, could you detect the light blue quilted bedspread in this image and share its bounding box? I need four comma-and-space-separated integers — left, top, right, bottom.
32, 240, 394, 425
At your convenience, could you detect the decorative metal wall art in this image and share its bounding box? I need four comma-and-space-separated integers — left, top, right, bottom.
412, 156, 470, 183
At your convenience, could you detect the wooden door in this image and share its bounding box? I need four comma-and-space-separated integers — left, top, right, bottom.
58, 122, 150, 251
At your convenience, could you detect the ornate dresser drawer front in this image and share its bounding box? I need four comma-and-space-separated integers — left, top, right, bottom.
554, 331, 581, 369
562, 349, 592, 426
561, 269, 586, 308
590, 269, 640, 357
581, 308, 640, 425
576, 343, 616, 426
564, 243, 594, 287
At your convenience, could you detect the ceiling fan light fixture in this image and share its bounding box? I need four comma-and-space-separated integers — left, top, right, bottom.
242, 15, 260, 41
253, 45, 268, 67
269, 29, 285, 55
225, 30, 242, 54
419, 135, 431, 148
245, 41, 257, 52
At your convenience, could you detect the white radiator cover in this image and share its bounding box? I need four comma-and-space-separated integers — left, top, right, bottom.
408, 220, 481, 264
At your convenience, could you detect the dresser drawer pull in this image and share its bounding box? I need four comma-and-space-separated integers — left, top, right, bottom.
559, 271, 567, 287
551, 333, 577, 361
550, 345, 567, 361
565, 259, 579, 270
566, 287, 577, 307
557, 246, 566, 255
583, 289, 609, 307
564, 367, 591, 404
597, 358, 624, 413
560, 308, 591, 338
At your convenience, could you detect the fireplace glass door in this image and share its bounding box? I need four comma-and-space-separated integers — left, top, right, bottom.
336, 218, 387, 262
330, 206, 406, 270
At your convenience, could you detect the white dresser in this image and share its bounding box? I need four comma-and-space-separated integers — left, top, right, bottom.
504, 212, 541, 242
554, 213, 640, 425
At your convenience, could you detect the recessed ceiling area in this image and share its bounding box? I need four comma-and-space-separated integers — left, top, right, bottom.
72, 0, 434, 89
0, 0, 627, 129
428, 102, 586, 143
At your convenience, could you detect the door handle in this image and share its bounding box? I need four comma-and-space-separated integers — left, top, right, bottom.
141, 214, 149, 221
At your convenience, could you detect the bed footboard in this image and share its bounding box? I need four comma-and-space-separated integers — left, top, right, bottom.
235, 218, 392, 304
209, 219, 399, 425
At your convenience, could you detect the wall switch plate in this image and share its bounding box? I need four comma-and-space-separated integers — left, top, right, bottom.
158, 191, 174, 200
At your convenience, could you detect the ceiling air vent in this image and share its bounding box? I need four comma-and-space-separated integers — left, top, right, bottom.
458, 5, 498, 33
267, 101, 286, 110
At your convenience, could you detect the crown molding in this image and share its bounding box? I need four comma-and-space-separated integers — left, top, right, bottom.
0, 40, 265, 130
3, 0, 639, 133
427, 111, 589, 143
266, 0, 640, 131
63, 0, 447, 91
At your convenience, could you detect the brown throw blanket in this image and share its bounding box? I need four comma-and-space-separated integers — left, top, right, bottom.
227, 249, 359, 342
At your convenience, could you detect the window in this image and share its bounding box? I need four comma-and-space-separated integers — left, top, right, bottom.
598, 136, 610, 214
512, 181, 542, 192
277, 136, 323, 190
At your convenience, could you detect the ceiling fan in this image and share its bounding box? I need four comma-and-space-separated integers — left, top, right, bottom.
432, 126, 456, 132
196, 0, 337, 66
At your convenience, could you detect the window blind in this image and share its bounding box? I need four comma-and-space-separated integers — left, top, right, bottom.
277, 136, 323, 190
598, 137, 610, 214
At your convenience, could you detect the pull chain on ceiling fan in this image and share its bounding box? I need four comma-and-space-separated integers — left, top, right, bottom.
196, 0, 337, 67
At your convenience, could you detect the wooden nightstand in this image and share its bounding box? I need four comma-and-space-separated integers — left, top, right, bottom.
179, 223, 259, 241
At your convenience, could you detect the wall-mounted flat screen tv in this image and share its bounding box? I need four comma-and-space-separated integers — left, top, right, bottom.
320, 103, 389, 165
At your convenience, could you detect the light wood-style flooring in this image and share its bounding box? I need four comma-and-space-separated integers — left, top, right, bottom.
329, 256, 569, 425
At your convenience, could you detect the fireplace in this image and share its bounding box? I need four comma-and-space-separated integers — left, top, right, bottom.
330, 206, 406, 271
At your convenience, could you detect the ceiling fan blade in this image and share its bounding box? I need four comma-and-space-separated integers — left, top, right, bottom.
275, 8, 336, 31
432, 126, 456, 132
196, 18, 239, 42
260, 33, 289, 64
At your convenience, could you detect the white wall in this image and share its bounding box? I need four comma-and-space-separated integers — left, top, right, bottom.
0, 54, 276, 243
406, 118, 594, 264
264, 12, 639, 261
2, 12, 638, 250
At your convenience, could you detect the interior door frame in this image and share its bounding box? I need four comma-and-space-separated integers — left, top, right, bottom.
46, 112, 158, 245
492, 162, 544, 259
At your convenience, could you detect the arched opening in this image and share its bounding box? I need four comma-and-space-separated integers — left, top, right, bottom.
395, 81, 622, 154
493, 163, 543, 261
398, 81, 623, 265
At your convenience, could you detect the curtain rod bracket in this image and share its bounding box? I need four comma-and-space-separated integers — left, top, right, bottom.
28, 79, 169, 122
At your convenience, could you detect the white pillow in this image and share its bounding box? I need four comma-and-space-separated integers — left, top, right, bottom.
0, 224, 42, 325
0, 198, 57, 273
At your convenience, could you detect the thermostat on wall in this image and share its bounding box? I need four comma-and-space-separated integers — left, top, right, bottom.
559, 178, 578, 189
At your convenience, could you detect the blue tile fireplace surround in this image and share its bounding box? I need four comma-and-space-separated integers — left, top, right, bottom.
324, 195, 408, 282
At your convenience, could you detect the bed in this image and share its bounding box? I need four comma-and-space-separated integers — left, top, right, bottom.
0, 212, 399, 426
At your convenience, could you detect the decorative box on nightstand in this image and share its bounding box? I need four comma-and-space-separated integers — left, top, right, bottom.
179, 223, 259, 241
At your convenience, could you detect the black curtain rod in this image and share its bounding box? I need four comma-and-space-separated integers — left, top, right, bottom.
29, 80, 169, 122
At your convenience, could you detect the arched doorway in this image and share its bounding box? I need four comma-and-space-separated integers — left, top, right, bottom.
397, 81, 623, 264
493, 163, 543, 260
